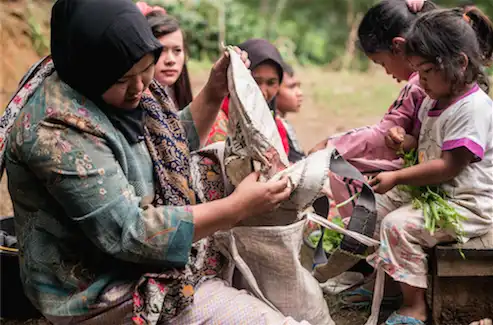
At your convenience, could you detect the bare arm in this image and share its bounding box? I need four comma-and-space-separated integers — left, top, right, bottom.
191, 172, 291, 241
189, 48, 250, 147
189, 84, 224, 147
394, 148, 473, 186
370, 147, 475, 194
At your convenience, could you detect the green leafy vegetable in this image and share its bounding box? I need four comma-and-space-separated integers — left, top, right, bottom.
398, 149, 468, 254
308, 217, 345, 253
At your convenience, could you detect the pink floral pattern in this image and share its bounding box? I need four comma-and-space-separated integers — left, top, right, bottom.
0, 56, 54, 179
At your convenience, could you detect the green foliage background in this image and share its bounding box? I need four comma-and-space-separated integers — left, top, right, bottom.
140, 0, 493, 72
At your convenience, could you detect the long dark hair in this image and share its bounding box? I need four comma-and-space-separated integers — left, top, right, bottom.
357, 0, 437, 55
146, 11, 193, 110
405, 7, 493, 93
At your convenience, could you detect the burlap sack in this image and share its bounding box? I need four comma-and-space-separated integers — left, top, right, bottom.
223, 46, 290, 187
207, 47, 333, 324
201, 48, 383, 325
214, 220, 333, 325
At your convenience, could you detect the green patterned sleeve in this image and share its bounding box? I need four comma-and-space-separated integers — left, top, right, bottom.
179, 105, 200, 151
17, 121, 194, 267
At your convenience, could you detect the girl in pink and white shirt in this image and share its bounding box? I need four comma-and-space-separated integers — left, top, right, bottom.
368, 7, 493, 324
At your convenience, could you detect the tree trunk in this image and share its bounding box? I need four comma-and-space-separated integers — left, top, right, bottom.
268, 0, 288, 39
218, 1, 226, 52
260, 0, 270, 37
341, 0, 362, 71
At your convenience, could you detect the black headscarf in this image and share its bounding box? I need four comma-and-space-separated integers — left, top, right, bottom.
51, 0, 163, 143
238, 39, 284, 84
238, 39, 284, 114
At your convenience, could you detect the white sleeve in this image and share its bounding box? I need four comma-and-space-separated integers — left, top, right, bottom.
442, 94, 492, 161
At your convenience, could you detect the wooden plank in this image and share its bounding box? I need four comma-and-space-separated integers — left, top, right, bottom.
432, 231, 493, 276
436, 248, 493, 260
437, 258, 493, 277
429, 249, 442, 325
436, 230, 493, 253
432, 276, 442, 325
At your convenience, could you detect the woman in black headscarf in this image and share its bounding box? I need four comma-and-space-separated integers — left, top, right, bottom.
205, 39, 291, 155
239, 38, 285, 109
2, 0, 298, 323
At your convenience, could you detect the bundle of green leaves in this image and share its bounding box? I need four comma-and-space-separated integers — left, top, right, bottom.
398, 149, 467, 246
307, 217, 345, 253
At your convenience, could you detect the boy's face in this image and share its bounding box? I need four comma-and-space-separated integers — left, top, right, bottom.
277, 73, 303, 115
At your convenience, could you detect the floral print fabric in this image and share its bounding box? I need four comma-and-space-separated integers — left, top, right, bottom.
4, 70, 223, 324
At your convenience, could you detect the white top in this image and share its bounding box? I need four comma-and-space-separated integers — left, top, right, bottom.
417, 85, 493, 220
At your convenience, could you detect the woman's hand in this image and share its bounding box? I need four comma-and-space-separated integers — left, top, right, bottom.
191, 172, 291, 241
406, 0, 426, 13
230, 171, 291, 222
204, 47, 250, 102
369, 171, 398, 194
189, 47, 249, 146
385, 126, 406, 151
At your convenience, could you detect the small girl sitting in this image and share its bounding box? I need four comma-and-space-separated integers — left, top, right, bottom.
368, 7, 493, 324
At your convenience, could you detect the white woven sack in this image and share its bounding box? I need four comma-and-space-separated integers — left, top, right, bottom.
212, 47, 335, 324
223, 46, 290, 186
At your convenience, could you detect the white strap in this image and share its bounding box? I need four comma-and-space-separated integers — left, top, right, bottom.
364, 266, 385, 325
306, 212, 384, 325
306, 212, 380, 247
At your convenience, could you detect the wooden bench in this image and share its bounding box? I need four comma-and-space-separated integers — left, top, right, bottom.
430, 230, 493, 325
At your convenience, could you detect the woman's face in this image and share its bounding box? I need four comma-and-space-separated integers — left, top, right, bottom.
252, 63, 281, 102
102, 54, 155, 109
155, 30, 185, 86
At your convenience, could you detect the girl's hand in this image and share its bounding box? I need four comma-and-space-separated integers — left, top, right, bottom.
204, 47, 250, 102
385, 126, 406, 151
406, 0, 426, 13
369, 171, 398, 194
230, 172, 291, 222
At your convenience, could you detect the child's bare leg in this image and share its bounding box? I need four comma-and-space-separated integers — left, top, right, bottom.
367, 200, 433, 322
397, 282, 427, 321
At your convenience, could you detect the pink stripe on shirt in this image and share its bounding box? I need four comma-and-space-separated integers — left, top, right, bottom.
442, 138, 485, 161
